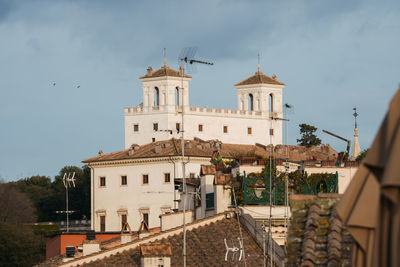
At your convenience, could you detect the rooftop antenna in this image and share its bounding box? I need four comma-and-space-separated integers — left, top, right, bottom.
224, 238, 244, 265
178, 47, 213, 267
57, 172, 76, 232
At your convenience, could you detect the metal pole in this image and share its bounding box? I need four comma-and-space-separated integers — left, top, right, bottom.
263, 221, 266, 267
181, 66, 187, 267
269, 117, 273, 267
66, 182, 69, 233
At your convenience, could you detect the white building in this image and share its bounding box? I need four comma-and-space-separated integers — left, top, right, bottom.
124, 62, 285, 147
84, 62, 290, 233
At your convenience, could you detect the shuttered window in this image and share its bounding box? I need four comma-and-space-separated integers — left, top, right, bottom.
206, 193, 214, 209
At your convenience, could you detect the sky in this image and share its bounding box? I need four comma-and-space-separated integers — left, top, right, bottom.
0, 0, 399, 181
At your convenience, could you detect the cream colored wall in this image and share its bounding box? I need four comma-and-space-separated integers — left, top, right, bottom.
160, 211, 194, 232
89, 157, 209, 232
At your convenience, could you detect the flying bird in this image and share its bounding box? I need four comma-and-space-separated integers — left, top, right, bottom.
77, 85, 80, 88
52, 82, 56, 86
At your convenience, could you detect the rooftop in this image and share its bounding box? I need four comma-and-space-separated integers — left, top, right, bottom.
83, 138, 338, 164
139, 64, 191, 79
235, 68, 285, 86
38, 213, 266, 267
286, 194, 353, 266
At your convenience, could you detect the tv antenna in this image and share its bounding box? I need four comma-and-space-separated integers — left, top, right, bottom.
224, 238, 244, 263
178, 46, 213, 267
62, 172, 76, 232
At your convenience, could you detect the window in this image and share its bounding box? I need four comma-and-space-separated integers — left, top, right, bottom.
121, 214, 127, 230
269, 94, 274, 112
100, 215, 106, 232
189, 173, 195, 178
248, 94, 254, 111
175, 87, 179, 106
152, 138, 155, 142
270, 128, 274, 135
133, 124, 139, 132
223, 125, 228, 133
164, 173, 170, 183
142, 174, 149, 184
143, 213, 149, 227
153, 123, 158, 131
248, 127, 252, 135
198, 124, 203, 132
100, 177, 106, 187
206, 193, 215, 209
121, 175, 127, 185
176, 123, 180, 133
154, 87, 159, 107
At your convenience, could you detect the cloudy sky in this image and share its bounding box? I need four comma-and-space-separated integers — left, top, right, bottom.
0, 0, 399, 181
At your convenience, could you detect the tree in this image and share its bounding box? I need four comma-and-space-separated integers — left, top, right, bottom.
356, 149, 369, 162
0, 184, 36, 224
297, 123, 321, 147
0, 222, 43, 267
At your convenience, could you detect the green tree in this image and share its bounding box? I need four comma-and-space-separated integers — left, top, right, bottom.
297, 123, 322, 147
356, 149, 369, 162
0, 222, 43, 267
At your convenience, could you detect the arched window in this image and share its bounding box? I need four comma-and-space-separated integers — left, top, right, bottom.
154, 87, 159, 107
248, 94, 254, 111
175, 87, 180, 106
269, 93, 273, 112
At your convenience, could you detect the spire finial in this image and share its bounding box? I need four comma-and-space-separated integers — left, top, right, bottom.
257, 52, 261, 73
353, 107, 358, 129
163, 48, 167, 66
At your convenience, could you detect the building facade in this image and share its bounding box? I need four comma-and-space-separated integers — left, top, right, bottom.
124, 63, 285, 148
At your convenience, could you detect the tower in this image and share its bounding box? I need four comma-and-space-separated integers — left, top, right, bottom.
350, 107, 361, 160
139, 61, 191, 113
234, 67, 284, 117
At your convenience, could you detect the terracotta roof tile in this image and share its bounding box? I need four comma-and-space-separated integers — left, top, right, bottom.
235, 68, 285, 86
83, 139, 338, 164
140, 243, 172, 256
286, 194, 354, 266
140, 64, 191, 79
214, 173, 232, 185
200, 165, 216, 175
79, 216, 265, 267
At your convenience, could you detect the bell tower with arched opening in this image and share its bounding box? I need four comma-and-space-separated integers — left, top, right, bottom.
235, 67, 284, 117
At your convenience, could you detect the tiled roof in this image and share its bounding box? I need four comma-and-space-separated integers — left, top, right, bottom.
140, 243, 172, 256
235, 68, 285, 86
200, 164, 216, 175
214, 173, 232, 185
286, 194, 353, 266
140, 64, 191, 79
79, 215, 264, 267
83, 139, 338, 164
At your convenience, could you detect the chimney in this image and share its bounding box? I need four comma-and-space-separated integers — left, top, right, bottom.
178, 66, 184, 76
146, 66, 153, 76
129, 144, 140, 156
98, 150, 103, 156
154, 144, 161, 154
82, 240, 100, 256
140, 244, 172, 267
